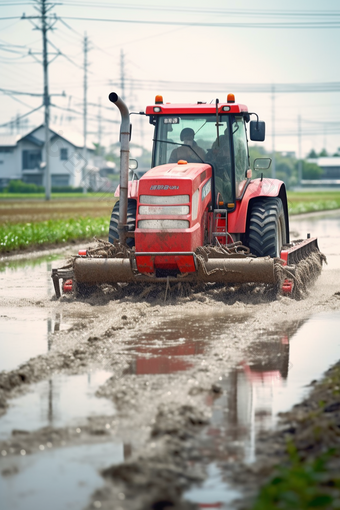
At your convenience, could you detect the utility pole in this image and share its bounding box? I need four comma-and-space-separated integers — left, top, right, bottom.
298, 114, 302, 186
22, 0, 58, 201
82, 32, 88, 194
120, 49, 125, 102
98, 96, 102, 156
42, 0, 51, 200
271, 84, 276, 179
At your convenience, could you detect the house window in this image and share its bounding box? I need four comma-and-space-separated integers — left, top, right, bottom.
22, 150, 42, 170
23, 175, 43, 186
52, 175, 70, 187
60, 148, 68, 160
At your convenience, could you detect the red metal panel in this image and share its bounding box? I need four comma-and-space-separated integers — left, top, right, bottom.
114, 179, 139, 199
136, 224, 201, 253
135, 254, 197, 273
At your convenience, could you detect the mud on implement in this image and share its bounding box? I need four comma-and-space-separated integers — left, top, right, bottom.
52, 92, 325, 299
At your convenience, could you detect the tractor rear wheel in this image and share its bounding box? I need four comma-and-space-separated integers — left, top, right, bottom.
108, 199, 136, 247
247, 197, 286, 258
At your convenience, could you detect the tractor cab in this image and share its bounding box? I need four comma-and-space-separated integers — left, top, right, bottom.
146, 95, 264, 210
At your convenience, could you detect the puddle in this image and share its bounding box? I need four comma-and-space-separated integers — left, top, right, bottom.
0, 256, 58, 301
0, 254, 99, 372
221, 311, 340, 462
185, 462, 241, 509
185, 311, 340, 507
125, 311, 248, 375
290, 212, 340, 270
0, 441, 124, 510
0, 309, 71, 372
0, 256, 64, 372
0, 371, 114, 441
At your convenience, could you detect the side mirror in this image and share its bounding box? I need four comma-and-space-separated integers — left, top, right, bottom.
250, 120, 265, 142
253, 158, 272, 171
129, 159, 138, 170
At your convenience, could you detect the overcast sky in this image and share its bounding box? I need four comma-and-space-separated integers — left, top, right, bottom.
1, 0, 340, 158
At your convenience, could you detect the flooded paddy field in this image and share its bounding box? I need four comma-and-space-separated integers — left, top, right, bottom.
0, 211, 340, 510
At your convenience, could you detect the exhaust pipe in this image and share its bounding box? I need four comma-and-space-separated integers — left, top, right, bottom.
108, 92, 130, 244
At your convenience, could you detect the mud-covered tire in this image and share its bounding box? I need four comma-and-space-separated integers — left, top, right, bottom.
247, 197, 286, 258
74, 281, 97, 297
108, 199, 136, 248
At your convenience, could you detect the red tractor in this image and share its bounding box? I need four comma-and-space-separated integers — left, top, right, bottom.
52, 93, 323, 297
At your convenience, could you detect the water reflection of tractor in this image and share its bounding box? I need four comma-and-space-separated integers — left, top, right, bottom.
125, 340, 206, 375
204, 320, 306, 466
52, 93, 324, 297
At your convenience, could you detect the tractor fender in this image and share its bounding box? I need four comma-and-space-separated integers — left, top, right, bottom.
114, 179, 139, 199
228, 178, 289, 241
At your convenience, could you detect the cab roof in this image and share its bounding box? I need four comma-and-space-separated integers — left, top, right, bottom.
145, 102, 248, 116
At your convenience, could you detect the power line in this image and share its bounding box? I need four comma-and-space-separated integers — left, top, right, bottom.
108, 79, 340, 94
48, 38, 83, 69
0, 104, 43, 128
49, 2, 340, 19
51, 103, 119, 124
62, 16, 340, 29
0, 87, 43, 97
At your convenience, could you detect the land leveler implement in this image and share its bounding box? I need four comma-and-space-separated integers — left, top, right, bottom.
52, 92, 325, 299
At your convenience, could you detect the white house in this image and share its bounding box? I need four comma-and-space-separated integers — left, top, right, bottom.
0, 125, 96, 189
304, 156, 340, 186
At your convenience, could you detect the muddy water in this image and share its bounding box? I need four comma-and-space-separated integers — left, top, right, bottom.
0, 442, 125, 510
0, 212, 340, 510
0, 370, 114, 441
290, 209, 340, 270
182, 311, 340, 509
0, 254, 67, 372
124, 313, 247, 375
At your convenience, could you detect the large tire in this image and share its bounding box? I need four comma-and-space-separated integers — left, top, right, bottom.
247, 197, 286, 258
108, 199, 136, 248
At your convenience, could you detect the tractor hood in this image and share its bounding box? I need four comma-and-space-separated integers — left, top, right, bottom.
139, 162, 212, 196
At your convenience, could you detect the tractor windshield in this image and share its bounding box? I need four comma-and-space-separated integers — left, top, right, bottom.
153, 114, 234, 204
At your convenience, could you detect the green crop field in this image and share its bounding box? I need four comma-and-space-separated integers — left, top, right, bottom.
0, 191, 339, 253
287, 191, 340, 215
0, 196, 114, 253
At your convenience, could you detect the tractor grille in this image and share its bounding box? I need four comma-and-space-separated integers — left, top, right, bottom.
139, 205, 189, 215
139, 194, 189, 205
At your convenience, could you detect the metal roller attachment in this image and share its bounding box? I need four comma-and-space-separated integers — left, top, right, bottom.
73, 256, 276, 285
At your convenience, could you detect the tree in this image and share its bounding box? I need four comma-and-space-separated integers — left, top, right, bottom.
318, 148, 328, 157
307, 149, 318, 158
302, 161, 323, 179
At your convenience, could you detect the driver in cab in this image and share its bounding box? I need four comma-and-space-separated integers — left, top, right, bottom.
169, 128, 206, 164
206, 127, 232, 203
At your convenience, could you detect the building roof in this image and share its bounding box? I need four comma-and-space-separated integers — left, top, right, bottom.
0, 134, 20, 147
308, 157, 340, 167
0, 125, 94, 151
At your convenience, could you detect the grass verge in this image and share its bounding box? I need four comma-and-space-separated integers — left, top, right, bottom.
0, 216, 110, 253
249, 360, 340, 510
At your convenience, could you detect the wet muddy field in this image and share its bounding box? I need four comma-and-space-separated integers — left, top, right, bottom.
1, 210, 340, 510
